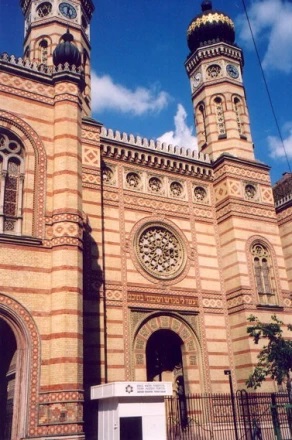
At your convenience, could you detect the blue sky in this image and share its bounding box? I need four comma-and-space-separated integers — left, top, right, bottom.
1, 0, 292, 183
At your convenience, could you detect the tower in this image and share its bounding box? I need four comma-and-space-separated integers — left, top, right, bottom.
20, 0, 95, 116
185, 0, 254, 161
184, 0, 291, 392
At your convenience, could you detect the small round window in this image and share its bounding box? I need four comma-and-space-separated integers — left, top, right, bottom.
37, 2, 52, 17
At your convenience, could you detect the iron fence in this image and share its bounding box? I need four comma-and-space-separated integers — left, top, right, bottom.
165, 392, 291, 440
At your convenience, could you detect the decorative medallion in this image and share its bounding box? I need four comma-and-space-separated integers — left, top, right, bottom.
194, 186, 207, 202
245, 183, 257, 200
206, 64, 221, 78
37, 2, 52, 17
134, 223, 186, 280
148, 176, 163, 193
170, 181, 184, 198
125, 171, 141, 189
102, 165, 114, 184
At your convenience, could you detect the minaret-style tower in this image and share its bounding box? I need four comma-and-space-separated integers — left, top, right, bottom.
185, 0, 254, 161
20, 0, 94, 115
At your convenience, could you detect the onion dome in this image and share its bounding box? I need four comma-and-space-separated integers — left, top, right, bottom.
187, 1, 235, 53
53, 29, 81, 67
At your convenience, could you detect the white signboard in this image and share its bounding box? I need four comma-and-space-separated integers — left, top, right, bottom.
91, 381, 173, 400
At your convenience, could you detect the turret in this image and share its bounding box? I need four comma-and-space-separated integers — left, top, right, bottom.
185, 1, 254, 161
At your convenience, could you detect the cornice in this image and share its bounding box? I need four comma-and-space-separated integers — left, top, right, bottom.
185, 42, 243, 74
213, 153, 270, 173
101, 128, 213, 179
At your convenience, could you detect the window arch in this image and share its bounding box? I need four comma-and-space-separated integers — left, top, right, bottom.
39, 39, 48, 65
196, 102, 207, 146
233, 96, 244, 136
251, 242, 277, 305
214, 96, 226, 137
0, 131, 24, 235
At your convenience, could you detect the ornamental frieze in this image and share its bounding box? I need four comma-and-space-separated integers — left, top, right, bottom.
276, 205, 292, 223
216, 202, 277, 222
82, 172, 100, 186
81, 129, 100, 143
214, 164, 270, 183
0, 72, 54, 99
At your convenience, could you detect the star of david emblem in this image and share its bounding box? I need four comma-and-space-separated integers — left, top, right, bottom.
125, 385, 134, 394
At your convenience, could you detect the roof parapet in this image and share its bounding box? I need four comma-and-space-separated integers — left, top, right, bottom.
101, 126, 210, 164
0, 52, 83, 76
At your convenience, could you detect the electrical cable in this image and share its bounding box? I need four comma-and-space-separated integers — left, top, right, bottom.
241, 0, 291, 172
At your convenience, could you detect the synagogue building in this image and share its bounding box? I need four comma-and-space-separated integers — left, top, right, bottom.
0, 0, 291, 438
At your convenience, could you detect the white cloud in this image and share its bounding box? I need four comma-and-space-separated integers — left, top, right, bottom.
157, 104, 197, 150
91, 72, 170, 115
237, 0, 292, 72
268, 128, 292, 159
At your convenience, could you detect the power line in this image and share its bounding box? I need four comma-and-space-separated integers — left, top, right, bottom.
241, 0, 291, 172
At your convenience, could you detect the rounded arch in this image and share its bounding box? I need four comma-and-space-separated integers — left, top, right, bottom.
0, 293, 41, 439
33, 35, 53, 63
132, 313, 203, 393
0, 111, 47, 238
246, 235, 281, 305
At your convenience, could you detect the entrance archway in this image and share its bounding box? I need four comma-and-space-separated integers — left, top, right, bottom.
146, 329, 183, 384
133, 314, 202, 393
0, 294, 40, 439
0, 319, 17, 440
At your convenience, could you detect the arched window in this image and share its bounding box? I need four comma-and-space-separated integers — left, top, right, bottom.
251, 243, 277, 305
214, 97, 226, 137
197, 103, 207, 145
233, 96, 244, 136
0, 131, 24, 235
39, 39, 48, 65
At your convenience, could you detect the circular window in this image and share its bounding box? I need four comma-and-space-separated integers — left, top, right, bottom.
37, 2, 52, 17
134, 223, 186, 280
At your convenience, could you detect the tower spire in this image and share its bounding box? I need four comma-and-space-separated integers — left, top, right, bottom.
185, 2, 254, 161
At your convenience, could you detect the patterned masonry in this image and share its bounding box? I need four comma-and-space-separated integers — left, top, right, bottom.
0, 1, 292, 439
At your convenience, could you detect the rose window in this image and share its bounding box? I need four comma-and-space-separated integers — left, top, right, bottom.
135, 224, 185, 279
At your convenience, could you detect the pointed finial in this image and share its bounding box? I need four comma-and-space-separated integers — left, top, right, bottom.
62, 28, 74, 42
201, 0, 212, 12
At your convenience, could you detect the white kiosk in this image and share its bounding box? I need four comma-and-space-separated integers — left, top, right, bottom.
91, 381, 172, 440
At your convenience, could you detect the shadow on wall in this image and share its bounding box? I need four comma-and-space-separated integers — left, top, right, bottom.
83, 220, 104, 440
